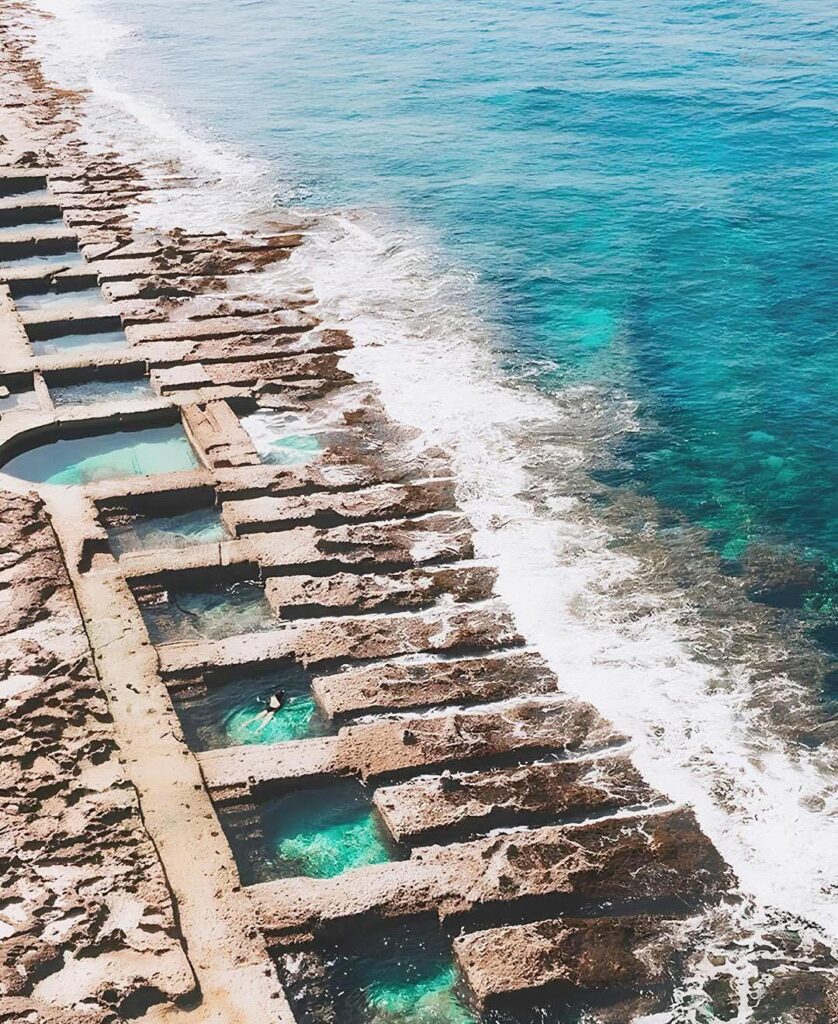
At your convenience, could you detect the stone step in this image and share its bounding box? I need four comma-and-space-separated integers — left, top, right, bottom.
223, 478, 457, 535
267, 562, 496, 620
158, 599, 521, 678
453, 915, 678, 1012
0, 225, 78, 255
199, 352, 348, 386
148, 329, 351, 381
198, 696, 620, 795
124, 310, 316, 344
0, 168, 48, 193
374, 755, 660, 843
248, 808, 732, 941
213, 458, 450, 501
312, 648, 556, 718
0, 195, 62, 227
250, 511, 475, 573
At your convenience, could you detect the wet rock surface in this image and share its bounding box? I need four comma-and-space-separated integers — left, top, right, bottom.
453, 915, 679, 1009
374, 754, 661, 842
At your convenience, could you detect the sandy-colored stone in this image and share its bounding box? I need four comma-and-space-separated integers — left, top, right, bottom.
249, 808, 732, 941
0, 490, 194, 1017
311, 648, 557, 716
198, 697, 623, 794
266, 561, 496, 618
374, 754, 661, 842
453, 915, 679, 1009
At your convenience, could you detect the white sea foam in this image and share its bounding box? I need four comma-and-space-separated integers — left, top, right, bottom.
275, 211, 838, 944
22, 0, 838, 979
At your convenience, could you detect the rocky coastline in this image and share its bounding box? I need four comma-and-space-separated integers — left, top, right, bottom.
1, 4, 836, 1023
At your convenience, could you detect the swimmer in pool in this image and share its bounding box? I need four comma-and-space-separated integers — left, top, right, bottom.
252, 689, 286, 732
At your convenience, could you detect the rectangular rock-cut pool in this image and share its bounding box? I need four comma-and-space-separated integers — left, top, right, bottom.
279, 919, 480, 1024
140, 580, 276, 645
173, 663, 332, 751
0, 248, 85, 273
0, 217, 65, 236
29, 324, 128, 356
224, 778, 398, 885
0, 422, 198, 486
108, 505, 227, 556
14, 283, 110, 315
49, 376, 155, 408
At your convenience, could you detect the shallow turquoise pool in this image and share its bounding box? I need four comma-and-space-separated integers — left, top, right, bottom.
50, 377, 155, 407
256, 779, 396, 881
174, 663, 332, 751
14, 284, 109, 314
108, 505, 227, 555
30, 327, 128, 356
0, 423, 198, 485
0, 249, 85, 273
141, 580, 276, 645
283, 921, 480, 1024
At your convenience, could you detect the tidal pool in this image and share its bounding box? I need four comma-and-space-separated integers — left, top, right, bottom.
141, 581, 276, 645
30, 326, 128, 356
0, 249, 85, 273
240, 409, 323, 466
281, 920, 585, 1024
0, 423, 198, 485
174, 663, 332, 751
0, 388, 39, 415
50, 376, 154, 408
283, 921, 479, 1024
14, 284, 110, 314
0, 217, 65, 237
0, 184, 49, 199
245, 779, 396, 882
108, 505, 227, 556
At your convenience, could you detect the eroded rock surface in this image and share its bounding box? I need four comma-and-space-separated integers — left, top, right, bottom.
0, 491, 193, 1021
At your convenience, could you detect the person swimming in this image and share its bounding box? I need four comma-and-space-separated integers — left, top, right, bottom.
251, 689, 286, 732
266, 690, 286, 713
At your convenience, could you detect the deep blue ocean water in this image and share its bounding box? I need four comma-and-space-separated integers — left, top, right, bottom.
98, 0, 837, 653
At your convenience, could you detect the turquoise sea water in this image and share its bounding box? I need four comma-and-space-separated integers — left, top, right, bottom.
256, 779, 396, 880
107, 505, 226, 554
290, 923, 479, 1024
95, 0, 837, 654
141, 581, 276, 645
174, 665, 332, 751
